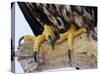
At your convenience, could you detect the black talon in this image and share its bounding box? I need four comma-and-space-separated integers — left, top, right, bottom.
18, 36, 24, 47
75, 67, 80, 70
48, 35, 55, 49
48, 33, 60, 49
33, 51, 38, 62
68, 49, 72, 64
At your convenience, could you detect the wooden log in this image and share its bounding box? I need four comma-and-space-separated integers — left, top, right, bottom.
15, 33, 97, 72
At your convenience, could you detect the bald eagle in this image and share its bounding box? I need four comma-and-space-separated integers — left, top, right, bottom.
17, 2, 97, 69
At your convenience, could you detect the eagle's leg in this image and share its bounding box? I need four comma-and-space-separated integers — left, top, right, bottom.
56, 25, 87, 69
56, 25, 76, 66
33, 24, 55, 64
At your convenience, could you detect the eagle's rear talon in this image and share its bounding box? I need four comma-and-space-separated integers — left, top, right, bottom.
43, 25, 56, 49
48, 35, 55, 49
75, 67, 80, 70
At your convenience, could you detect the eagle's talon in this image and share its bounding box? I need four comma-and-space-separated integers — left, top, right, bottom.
48, 35, 55, 49
68, 49, 72, 64
75, 67, 80, 70
32, 50, 39, 64
33, 51, 38, 63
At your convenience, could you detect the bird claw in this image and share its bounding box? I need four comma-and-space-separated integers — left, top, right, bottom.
48, 35, 55, 49
68, 49, 72, 65
32, 51, 45, 65
32, 51, 38, 63
75, 67, 80, 70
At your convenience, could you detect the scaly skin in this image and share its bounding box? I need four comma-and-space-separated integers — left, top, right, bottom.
23, 24, 55, 63
56, 24, 87, 66
57, 24, 87, 47
23, 35, 36, 41
22, 24, 87, 67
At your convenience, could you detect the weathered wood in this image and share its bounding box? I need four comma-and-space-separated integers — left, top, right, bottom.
15, 33, 97, 72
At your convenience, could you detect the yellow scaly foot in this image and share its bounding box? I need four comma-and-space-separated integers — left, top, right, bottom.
56, 24, 87, 65
20, 24, 55, 63
33, 24, 55, 63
